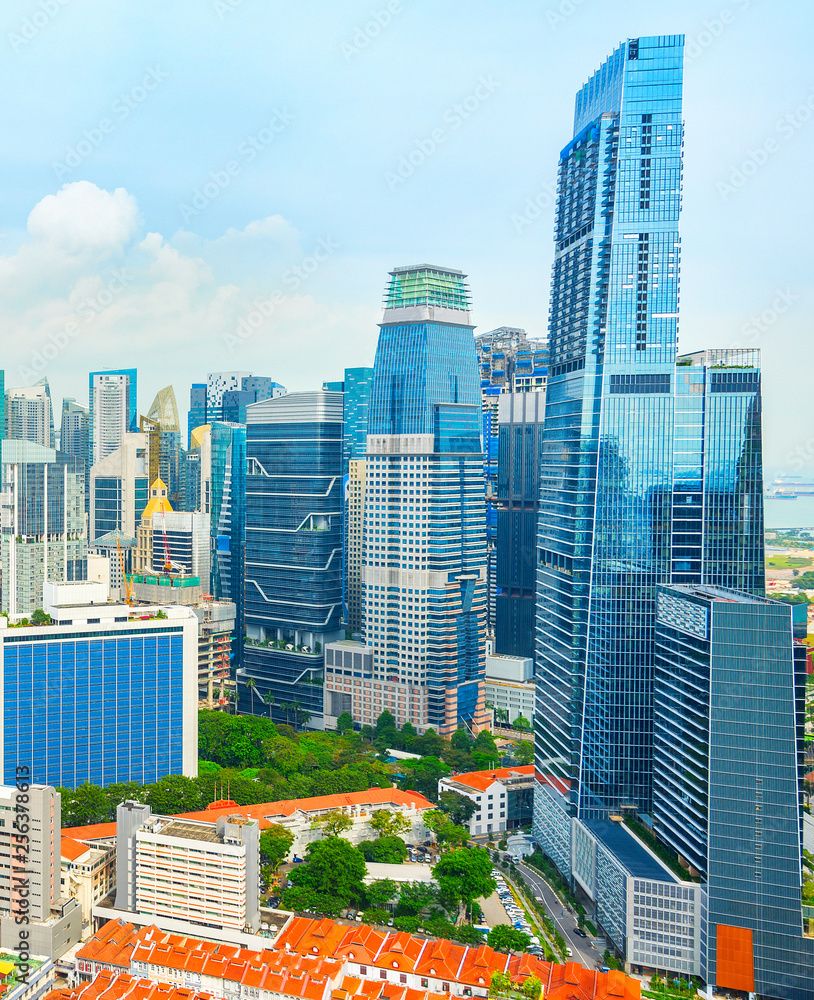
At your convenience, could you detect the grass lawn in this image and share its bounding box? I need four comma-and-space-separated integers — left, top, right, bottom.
767, 555, 814, 569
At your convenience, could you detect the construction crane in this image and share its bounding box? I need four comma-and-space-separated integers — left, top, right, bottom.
116, 536, 134, 604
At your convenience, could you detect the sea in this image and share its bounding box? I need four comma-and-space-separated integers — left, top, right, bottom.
764, 497, 814, 533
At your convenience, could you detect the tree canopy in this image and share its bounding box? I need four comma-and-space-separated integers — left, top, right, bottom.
283, 836, 367, 913
487, 924, 532, 954
433, 847, 496, 923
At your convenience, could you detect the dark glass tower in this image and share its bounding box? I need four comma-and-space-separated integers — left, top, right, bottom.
240, 392, 344, 726
654, 585, 814, 1000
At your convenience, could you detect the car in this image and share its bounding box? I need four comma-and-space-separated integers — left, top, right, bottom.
574, 928, 588, 938
388, 919, 394, 927
600, 967, 610, 974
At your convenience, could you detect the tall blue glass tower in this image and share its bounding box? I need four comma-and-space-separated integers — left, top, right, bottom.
534, 36, 764, 823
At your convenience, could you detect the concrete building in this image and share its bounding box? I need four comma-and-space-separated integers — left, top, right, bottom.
0, 440, 87, 616
60, 839, 116, 931
89, 370, 137, 467
345, 458, 366, 633
89, 433, 149, 541
192, 598, 236, 707
113, 801, 260, 935
484, 654, 535, 727
5, 382, 54, 448
438, 766, 534, 837
0, 581, 198, 789
0, 784, 82, 959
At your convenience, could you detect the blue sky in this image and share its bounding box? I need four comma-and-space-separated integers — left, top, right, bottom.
1, 0, 811, 472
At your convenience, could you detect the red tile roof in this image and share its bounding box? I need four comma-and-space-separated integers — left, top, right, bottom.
445, 767, 534, 793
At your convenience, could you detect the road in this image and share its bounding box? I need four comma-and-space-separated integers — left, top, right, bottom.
514, 860, 598, 970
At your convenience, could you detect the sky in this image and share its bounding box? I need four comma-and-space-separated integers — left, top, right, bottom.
1, 0, 812, 475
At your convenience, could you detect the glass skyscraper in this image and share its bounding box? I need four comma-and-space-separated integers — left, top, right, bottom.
352, 265, 487, 733
240, 392, 344, 726
654, 585, 814, 1000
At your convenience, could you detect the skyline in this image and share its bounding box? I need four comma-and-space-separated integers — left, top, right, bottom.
1, 0, 812, 476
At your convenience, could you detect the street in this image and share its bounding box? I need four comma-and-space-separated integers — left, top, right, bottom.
514, 860, 598, 969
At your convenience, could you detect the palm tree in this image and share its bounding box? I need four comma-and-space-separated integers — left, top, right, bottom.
299, 709, 312, 730
246, 678, 256, 716
264, 690, 275, 719
293, 699, 303, 730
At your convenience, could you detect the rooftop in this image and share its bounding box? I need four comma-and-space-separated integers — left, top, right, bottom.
148, 820, 222, 844
583, 820, 677, 882
383, 266, 470, 312
442, 766, 534, 793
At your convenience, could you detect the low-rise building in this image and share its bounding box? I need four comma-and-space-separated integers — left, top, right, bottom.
483, 655, 535, 727
438, 766, 534, 837
60, 838, 117, 930
115, 802, 260, 934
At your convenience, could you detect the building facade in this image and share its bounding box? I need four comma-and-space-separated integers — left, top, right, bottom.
240, 392, 344, 727
484, 653, 535, 727
653, 585, 814, 1000
494, 391, 545, 659
438, 766, 534, 837
0, 441, 87, 616
89, 432, 149, 541
89, 370, 137, 467
0, 583, 198, 788
5, 382, 54, 448
336, 265, 487, 735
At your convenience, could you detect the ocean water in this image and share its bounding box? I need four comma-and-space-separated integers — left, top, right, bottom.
764, 497, 814, 532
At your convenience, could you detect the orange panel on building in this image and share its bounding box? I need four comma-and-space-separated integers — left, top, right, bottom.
716, 924, 755, 992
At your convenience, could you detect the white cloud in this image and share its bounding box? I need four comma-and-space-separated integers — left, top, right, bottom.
27, 181, 139, 256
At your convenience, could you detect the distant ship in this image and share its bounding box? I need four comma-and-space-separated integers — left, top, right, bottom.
764, 476, 814, 500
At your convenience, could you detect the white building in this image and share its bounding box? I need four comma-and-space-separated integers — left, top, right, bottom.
115, 802, 260, 934
484, 654, 535, 726
438, 766, 534, 837
90, 372, 133, 466
89, 432, 149, 541
5, 383, 53, 448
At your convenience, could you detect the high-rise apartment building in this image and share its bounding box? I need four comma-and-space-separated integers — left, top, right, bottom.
0, 440, 87, 615
494, 391, 545, 658
654, 585, 814, 1000
5, 381, 54, 447
240, 393, 344, 726
0, 581, 198, 788
89, 432, 149, 540
89, 369, 137, 466
325, 266, 487, 735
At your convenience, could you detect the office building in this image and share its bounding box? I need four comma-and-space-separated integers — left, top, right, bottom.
0, 581, 198, 788
325, 265, 487, 735
484, 653, 535, 727
0, 369, 5, 442
87, 529, 135, 602
133, 478, 173, 573
187, 383, 207, 448
134, 479, 210, 589
210, 421, 246, 650
241, 392, 344, 726
346, 458, 366, 632
183, 422, 211, 514
89, 369, 137, 466
89, 432, 149, 541
0, 440, 86, 616
60, 397, 90, 490
494, 391, 545, 658
532, 35, 774, 986
0, 784, 82, 958
5, 380, 54, 448
474, 330, 547, 637
115, 801, 260, 934
653, 585, 814, 999
140, 387, 182, 507
323, 367, 374, 473
221, 376, 286, 424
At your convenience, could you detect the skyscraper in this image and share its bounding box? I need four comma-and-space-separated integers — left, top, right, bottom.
533, 34, 774, 985
5, 381, 53, 448
240, 392, 344, 726
654, 585, 814, 1000
89, 369, 138, 466
141, 386, 183, 506
89, 432, 149, 540
325, 266, 487, 734
0, 441, 87, 615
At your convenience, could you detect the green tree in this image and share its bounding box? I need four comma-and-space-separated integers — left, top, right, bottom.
336, 711, 354, 733
366, 878, 399, 910
311, 808, 353, 837
489, 971, 512, 996
513, 741, 534, 765
451, 728, 472, 752
521, 976, 542, 1000
145, 775, 203, 814
375, 710, 397, 734
472, 729, 498, 756
30, 608, 51, 625
433, 847, 496, 924
438, 790, 477, 827
424, 810, 470, 849
60, 782, 109, 827
246, 678, 256, 715
398, 755, 450, 802
370, 808, 411, 838
284, 836, 367, 909
513, 715, 531, 731
259, 823, 295, 869
488, 924, 532, 954
396, 881, 438, 916
358, 835, 408, 863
